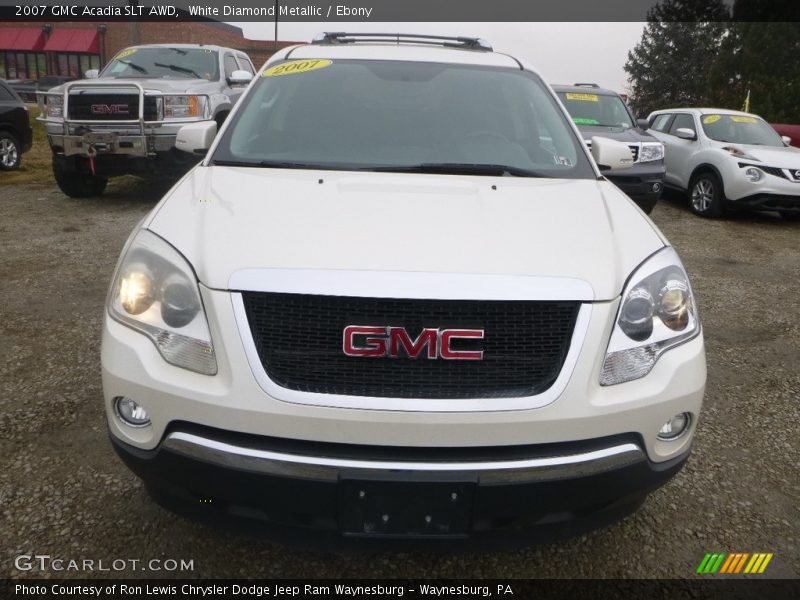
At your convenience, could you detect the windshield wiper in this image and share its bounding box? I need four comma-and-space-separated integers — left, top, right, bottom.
154, 62, 201, 78
211, 159, 334, 169
364, 163, 546, 177
116, 59, 147, 74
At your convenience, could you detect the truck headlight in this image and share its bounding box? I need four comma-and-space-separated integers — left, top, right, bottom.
601, 246, 700, 385
160, 95, 207, 119
108, 229, 217, 375
46, 94, 64, 118
639, 142, 664, 162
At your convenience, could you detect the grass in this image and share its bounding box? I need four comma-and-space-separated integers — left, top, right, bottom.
0, 106, 55, 186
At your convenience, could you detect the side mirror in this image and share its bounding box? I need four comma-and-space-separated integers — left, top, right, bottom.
85, 69, 99, 79
636, 118, 650, 130
175, 121, 217, 155
591, 136, 634, 171
227, 70, 252, 86
675, 127, 697, 141
781, 135, 792, 145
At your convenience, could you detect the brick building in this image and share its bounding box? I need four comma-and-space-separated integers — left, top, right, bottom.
0, 21, 297, 81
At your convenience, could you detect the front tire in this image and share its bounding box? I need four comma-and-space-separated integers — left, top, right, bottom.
688, 171, 724, 218
53, 157, 108, 198
0, 132, 21, 170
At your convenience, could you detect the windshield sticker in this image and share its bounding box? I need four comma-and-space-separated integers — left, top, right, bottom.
731, 116, 757, 124
572, 117, 600, 125
565, 93, 598, 102
114, 48, 137, 61
263, 60, 333, 77
703, 115, 721, 124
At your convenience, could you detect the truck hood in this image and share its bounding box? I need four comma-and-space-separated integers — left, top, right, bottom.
577, 125, 657, 144
49, 77, 217, 95
146, 167, 665, 301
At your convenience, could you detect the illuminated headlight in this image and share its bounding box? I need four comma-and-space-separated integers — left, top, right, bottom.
108, 229, 216, 375
159, 95, 207, 119
744, 167, 763, 182
46, 94, 64, 118
639, 142, 664, 162
601, 246, 700, 385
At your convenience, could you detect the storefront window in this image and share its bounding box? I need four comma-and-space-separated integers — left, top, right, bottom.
57, 54, 68, 77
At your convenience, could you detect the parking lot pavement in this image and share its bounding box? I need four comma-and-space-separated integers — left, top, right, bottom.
1, 181, 798, 579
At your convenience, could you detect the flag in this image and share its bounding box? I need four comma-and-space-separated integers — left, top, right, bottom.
742, 89, 751, 113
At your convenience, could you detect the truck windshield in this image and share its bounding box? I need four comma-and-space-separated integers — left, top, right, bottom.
701, 114, 785, 146
211, 59, 595, 179
556, 91, 635, 129
100, 47, 219, 81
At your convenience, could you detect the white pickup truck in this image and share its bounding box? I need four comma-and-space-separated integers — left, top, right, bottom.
39, 44, 254, 198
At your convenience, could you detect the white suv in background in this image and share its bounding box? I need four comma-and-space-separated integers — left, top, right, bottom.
647, 108, 800, 219
102, 33, 706, 546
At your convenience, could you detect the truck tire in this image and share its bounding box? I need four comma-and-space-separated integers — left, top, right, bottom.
53, 157, 108, 198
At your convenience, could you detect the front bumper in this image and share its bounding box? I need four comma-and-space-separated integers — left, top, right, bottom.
605, 162, 666, 213
49, 132, 178, 158
724, 162, 800, 211
111, 424, 690, 546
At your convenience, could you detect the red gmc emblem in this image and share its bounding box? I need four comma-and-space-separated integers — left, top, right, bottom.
90, 104, 129, 114
343, 326, 484, 360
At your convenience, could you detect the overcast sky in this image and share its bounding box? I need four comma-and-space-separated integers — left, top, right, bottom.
230, 22, 646, 93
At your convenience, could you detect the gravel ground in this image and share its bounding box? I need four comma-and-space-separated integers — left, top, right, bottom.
1, 181, 798, 579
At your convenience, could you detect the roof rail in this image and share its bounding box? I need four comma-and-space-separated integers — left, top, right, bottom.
311, 32, 493, 51
574, 83, 601, 88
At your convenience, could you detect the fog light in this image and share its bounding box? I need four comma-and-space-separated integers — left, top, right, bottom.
114, 396, 150, 427
658, 412, 691, 440
744, 167, 763, 182
652, 182, 662, 193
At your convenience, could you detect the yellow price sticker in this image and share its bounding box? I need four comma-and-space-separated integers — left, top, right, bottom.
263, 59, 333, 77
703, 115, 721, 124
114, 48, 137, 61
731, 116, 757, 124
565, 92, 598, 102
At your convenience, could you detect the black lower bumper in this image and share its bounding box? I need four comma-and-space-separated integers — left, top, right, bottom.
729, 193, 800, 214
51, 149, 199, 178
606, 175, 664, 214
111, 425, 690, 549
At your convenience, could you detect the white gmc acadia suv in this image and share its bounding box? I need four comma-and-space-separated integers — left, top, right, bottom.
102, 33, 707, 546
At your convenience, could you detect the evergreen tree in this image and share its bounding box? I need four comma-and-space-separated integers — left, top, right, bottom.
624, 0, 729, 117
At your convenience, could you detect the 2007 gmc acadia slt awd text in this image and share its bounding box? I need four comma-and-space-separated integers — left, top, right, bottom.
101, 33, 706, 546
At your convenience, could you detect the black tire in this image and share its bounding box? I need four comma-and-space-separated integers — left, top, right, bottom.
0, 131, 21, 170
53, 157, 108, 198
688, 171, 724, 218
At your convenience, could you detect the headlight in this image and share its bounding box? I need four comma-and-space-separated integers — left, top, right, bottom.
46, 94, 64, 118
601, 246, 700, 386
639, 142, 664, 162
722, 146, 759, 161
159, 95, 208, 119
108, 229, 217, 375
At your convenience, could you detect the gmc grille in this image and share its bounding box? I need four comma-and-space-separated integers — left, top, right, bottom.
241, 292, 580, 399
67, 93, 159, 121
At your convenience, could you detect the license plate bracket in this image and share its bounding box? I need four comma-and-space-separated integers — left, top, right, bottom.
83, 132, 117, 146
339, 479, 474, 537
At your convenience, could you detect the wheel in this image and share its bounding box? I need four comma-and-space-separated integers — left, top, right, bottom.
688, 171, 724, 218
52, 157, 108, 198
0, 132, 21, 170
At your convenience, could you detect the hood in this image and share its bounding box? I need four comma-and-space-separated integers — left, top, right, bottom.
50, 77, 216, 95
146, 167, 665, 302
577, 125, 656, 143
716, 143, 800, 168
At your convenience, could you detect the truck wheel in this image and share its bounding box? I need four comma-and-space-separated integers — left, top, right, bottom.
688, 171, 724, 218
53, 158, 108, 198
0, 132, 21, 170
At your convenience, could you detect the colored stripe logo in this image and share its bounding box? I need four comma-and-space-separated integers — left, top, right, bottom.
696, 552, 773, 574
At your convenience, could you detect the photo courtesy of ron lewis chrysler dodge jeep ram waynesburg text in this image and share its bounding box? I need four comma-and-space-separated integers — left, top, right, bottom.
101, 33, 706, 546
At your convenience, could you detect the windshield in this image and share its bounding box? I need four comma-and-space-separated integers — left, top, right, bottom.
701, 114, 784, 146
211, 59, 595, 179
100, 47, 219, 80
556, 91, 635, 129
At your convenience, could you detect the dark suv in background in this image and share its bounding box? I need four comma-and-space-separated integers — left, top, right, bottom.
553, 84, 665, 214
0, 79, 33, 170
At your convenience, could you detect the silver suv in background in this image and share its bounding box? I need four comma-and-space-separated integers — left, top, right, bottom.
39, 44, 255, 198
553, 84, 665, 214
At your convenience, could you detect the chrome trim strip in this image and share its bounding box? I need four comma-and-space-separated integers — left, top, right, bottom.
231, 294, 592, 412
162, 432, 646, 485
